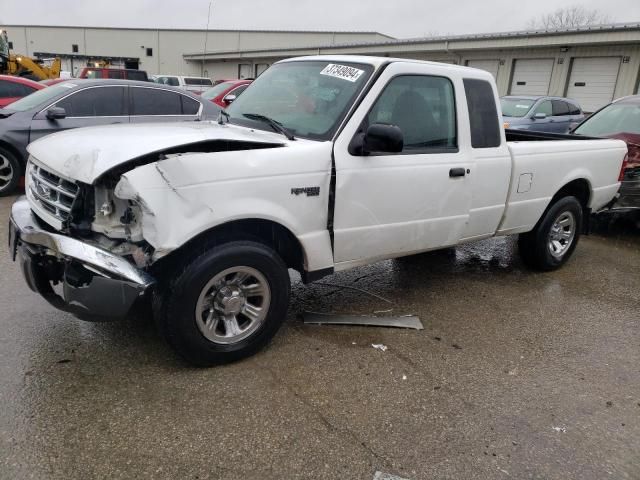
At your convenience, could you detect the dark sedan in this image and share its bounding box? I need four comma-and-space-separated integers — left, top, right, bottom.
501, 95, 585, 134
0, 79, 221, 195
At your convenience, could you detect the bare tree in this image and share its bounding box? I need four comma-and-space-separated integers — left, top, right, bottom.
527, 5, 612, 30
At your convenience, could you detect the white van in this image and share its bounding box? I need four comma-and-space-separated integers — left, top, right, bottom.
152, 75, 213, 94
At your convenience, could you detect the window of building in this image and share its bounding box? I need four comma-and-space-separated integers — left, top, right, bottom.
8, 41, 13, 49
146, 48, 153, 57
72, 44, 79, 53
238, 64, 252, 79
366, 75, 457, 152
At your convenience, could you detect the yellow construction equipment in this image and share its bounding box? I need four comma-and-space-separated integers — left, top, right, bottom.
0, 29, 61, 80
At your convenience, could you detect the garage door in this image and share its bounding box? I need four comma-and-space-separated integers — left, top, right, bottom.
566, 57, 621, 113
510, 59, 554, 95
467, 60, 500, 79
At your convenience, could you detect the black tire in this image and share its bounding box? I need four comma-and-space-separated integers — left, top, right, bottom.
518, 196, 583, 271
0, 147, 22, 197
155, 241, 290, 367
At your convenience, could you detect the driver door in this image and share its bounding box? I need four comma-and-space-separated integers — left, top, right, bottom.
332, 63, 473, 267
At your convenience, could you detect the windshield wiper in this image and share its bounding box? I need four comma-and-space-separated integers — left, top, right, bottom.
218, 109, 230, 125
242, 113, 295, 141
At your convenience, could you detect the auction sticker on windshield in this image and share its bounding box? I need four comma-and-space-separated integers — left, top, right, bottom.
320, 64, 365, 83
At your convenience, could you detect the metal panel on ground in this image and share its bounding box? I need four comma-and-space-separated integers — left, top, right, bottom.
467, 60, 500, 79
510, 59, 554, 95
566, 57, 621, 112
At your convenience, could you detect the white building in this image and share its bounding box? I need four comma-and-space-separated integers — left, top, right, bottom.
2, 22, 639, 111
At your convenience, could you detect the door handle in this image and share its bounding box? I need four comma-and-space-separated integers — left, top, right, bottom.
449, 168, 466, 178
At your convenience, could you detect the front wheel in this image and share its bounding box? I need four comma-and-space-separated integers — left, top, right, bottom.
518, 196, 583, 271
156, 241, 291, 366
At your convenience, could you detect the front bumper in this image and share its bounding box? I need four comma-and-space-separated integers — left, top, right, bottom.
9, 196, 155, 321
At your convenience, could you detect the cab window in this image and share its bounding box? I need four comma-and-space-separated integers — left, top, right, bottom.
366, 75, 457, 152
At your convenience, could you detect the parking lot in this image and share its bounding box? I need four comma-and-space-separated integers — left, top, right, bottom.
0, 194, 638, 479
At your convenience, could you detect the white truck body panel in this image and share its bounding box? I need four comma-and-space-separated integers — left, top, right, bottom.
26, 121, 291, 184
498, 140, 626, 235
24, 56, 627, 277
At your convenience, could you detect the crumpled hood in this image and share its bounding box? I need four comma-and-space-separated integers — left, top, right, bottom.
27, 121, 293, 183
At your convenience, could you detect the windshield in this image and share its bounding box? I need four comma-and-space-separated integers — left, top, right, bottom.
225, 60, 374, 140
5, 82, 78, 111
501, 98, 535, 118
202, 82, 235, 100
574, 102, 640, 136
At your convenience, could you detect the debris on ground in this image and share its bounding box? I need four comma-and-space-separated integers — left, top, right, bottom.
402, 374, 407, 380
552, 426, 567, 433
302, 312, 423, 330
373, 472, 411, 480
314, 282, 393, 304
371, 344, 388, 352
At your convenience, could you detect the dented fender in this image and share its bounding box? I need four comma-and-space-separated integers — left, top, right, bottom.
114, 140, 336, 271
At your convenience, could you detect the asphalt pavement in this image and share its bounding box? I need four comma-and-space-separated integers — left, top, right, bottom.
1, 195, 638, 479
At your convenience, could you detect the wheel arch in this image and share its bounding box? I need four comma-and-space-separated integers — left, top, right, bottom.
551, 178, 592, 212
0, 140, 26, 169
152, 217, 306, 277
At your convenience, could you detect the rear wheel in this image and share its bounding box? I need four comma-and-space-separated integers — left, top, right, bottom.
0, 147, 21, 197
156, 241, 290, 366
518, 196, 583, 271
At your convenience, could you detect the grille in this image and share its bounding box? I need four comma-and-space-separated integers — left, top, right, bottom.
28, 162, 79, 222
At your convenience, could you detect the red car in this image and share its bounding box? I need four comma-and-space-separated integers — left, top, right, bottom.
201, 80, 252, 108
572, 95, 640, 214
0, 75, 44, 108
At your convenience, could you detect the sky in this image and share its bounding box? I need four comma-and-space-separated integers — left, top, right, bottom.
0, 0, 639, 38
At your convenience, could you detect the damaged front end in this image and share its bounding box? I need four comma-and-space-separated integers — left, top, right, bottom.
9, 197, 154, 321
13, 136, 288, 320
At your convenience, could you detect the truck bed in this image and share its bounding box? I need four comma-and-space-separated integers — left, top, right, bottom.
505, 129, 598, 142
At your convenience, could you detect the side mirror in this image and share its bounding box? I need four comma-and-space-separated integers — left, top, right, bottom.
362, 123, 403, 155
223, 94, 237, 105
46, 107, 66, 120
533, 112, 547, 120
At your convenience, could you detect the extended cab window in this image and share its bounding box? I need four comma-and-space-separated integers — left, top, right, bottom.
463, 78, 501, 148
55, 87, 127, 117
366, 75, 457, 152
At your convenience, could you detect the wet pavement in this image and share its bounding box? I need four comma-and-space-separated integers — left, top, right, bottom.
0, 194, 639, 479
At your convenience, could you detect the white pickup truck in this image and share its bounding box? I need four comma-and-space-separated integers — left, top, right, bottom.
9, 56, 627, 366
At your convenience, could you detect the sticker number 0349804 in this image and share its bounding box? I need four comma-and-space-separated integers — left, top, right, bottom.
320, 64, 365, 83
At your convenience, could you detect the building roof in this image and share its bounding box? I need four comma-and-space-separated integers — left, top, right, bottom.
0, 24, 394, 38
184, 21, 640, 59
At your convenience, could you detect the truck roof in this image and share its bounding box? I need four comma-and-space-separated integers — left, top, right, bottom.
278, 55, 482, 74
